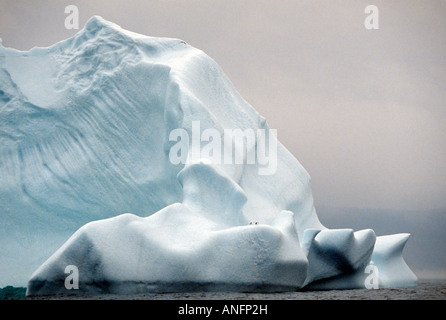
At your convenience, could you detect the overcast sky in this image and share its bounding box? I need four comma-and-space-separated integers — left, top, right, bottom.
1, 1, 445, 277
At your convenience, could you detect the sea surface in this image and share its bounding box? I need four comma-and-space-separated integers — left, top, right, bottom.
14, 279, 446, 300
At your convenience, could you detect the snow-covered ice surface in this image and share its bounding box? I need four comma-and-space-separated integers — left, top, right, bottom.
0, 16, 416, 294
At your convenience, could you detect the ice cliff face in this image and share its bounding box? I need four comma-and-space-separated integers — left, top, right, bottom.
0, 16, 416, 292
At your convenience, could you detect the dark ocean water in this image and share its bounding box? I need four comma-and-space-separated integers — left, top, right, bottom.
11, 279, 446, 300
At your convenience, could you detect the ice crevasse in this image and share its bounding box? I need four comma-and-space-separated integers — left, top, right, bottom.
0, 16, 417, 294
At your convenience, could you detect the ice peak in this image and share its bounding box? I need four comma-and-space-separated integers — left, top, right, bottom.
84, 15, 119, 33
77, 15, 150, 44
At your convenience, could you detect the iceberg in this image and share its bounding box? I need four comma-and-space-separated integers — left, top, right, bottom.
0, 16, 416, 294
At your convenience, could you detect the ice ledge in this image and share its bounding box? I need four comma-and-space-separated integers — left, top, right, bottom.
26, 162, 309, 296
26, 161, 418, 295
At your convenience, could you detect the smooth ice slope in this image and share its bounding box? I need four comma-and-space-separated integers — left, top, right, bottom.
0, 16, 416, 292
